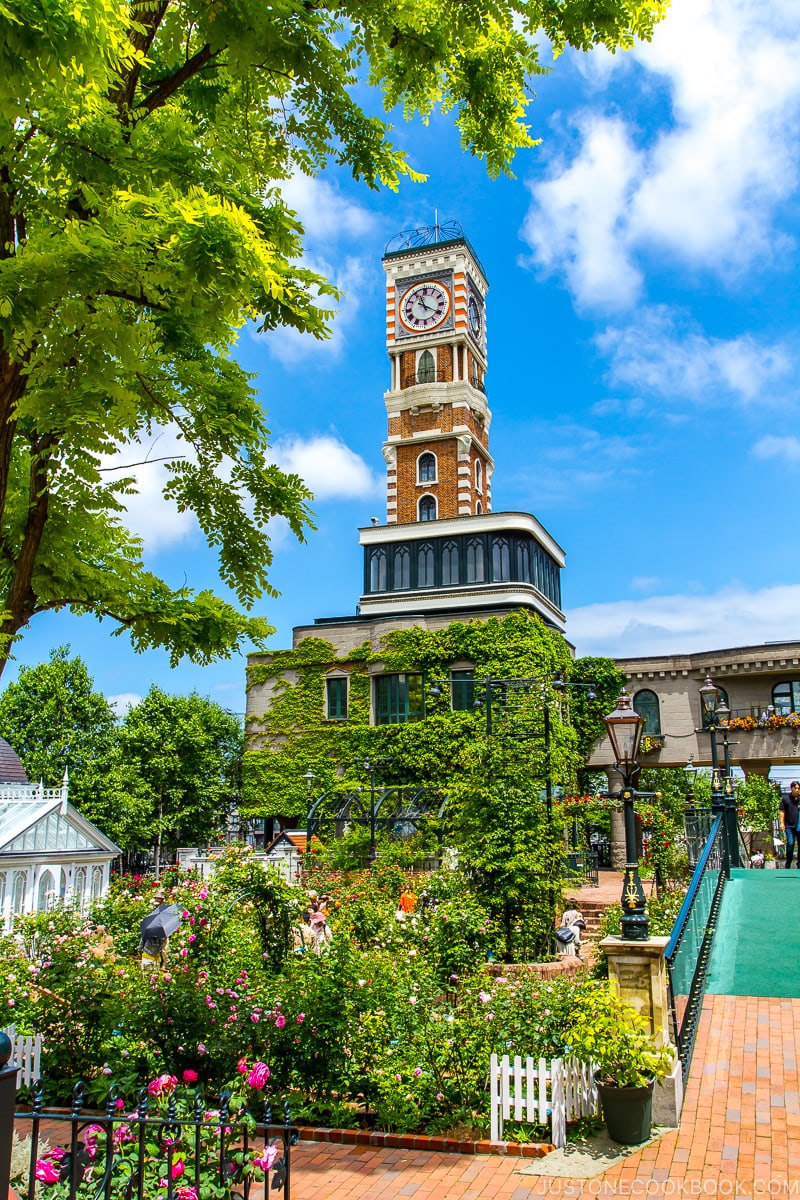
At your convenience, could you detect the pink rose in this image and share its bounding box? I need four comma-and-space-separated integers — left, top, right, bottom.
182, 1069, 199, 1083
247, 1061, 270, 1090
177, 1189, 199, 1200
147, 1073, 178, 1097
237, 1057, 248, 1074
296, 1013, 305, 1024
275, 1014, 286, 1029
254, 1145, 278, 1172
171, 1160, 185, 1180
413, 1067, 422, 1077
35, 1160, 60, 1183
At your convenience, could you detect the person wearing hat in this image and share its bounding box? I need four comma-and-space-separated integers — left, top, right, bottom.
308, 908, 332, 955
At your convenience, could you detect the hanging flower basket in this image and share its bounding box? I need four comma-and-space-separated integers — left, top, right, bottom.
639, 735, 664, 754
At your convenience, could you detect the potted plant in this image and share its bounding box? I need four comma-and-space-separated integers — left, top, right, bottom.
569, 987, 675, 1145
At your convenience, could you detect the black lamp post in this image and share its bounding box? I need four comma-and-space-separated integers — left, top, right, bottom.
698, 674, 740, 868
603, 689, 649, 941
362, 756, 392, 863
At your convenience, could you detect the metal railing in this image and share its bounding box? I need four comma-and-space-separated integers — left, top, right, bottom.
5, 1076, 298, 1200
401, 370, 486, 394
562, 851, 599, 888
684, 808, 714, 869
666, 813, 726, 1079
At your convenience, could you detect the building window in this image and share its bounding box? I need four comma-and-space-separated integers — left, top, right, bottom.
417, 543, 435, 587
451, 670, 475, 711
73, 866, 87, 909
375, 674, 424, 724
516, 539, 530, 582
326, 676, 348, 720
37, 869, 56, 912
418, 495, 436, 522
370, 547, 387, 592
418, 452, 437, 483
12, 871, 25, 915
417, 348, 436, 383
633, 689, 661, 735
466, 537, 485, 583
393, 545, 410, 589
475, 459, 483, 494
773, 681, 800, 715
492, 537, 510, 582
476, 501, 482, 514
442, 540, 459, 585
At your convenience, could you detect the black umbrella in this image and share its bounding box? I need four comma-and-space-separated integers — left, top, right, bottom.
140, 904, 182, 941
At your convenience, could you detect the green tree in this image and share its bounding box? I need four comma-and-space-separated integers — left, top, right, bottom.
0, 0, 668, 678
113, 687, 243, 869
0, 645, 116, 808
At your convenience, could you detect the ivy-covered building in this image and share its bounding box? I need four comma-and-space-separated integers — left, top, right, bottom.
245, 222, 579, 826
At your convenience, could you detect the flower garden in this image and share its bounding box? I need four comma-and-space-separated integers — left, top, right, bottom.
1, 847, 681, 1148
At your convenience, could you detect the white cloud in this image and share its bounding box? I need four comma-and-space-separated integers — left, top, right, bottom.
567, 582, 800, 658
108, 692, 141, 716
261, 254, 373, 365
277, 175, 376, 242
272, 435, 382, 500
523, 0, 800, 309
99, 428, 200, 552
508, 421, 641, 506
753, 435, 800, 466
597, 307, 793, 406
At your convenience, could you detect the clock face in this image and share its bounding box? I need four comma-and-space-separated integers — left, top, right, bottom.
467, 293, 482, 338
398, 282, 451, 332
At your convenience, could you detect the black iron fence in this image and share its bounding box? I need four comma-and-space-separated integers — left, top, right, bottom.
665, 813, 727, 1079
2, 1067, 298, 1200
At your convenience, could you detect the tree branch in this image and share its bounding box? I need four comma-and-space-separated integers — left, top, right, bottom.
135, 43, 222, 116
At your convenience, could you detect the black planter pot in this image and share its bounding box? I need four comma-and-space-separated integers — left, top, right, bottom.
595, 1077, 655, 1145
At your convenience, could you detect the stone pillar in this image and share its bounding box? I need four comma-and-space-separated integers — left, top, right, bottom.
599, 935, 683, 1126
606, 768, 626, 869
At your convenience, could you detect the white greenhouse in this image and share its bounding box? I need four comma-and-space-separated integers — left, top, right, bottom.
0, 738, 120, 928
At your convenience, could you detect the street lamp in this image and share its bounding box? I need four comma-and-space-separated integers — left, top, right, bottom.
697, 674, 740, 868
362, 756, 392, 863
603, 690, 649, 941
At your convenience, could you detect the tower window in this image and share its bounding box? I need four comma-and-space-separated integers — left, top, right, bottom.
418, 452, 437, 483
492, 537, 510, 582
466, 537, 485, 583
326, 676, 348, 721
516, 540, 530, 582
417, 349, 436, 384
417, 543, 435, 587
442, 540, 459, 585
369, 548, 387, 592
393, 545, 411, 589
418, 495, 437, 522
633, 689, 661, 735
475, 459, 483, 494
375, 674, 424, 724
476, 501, 482, 514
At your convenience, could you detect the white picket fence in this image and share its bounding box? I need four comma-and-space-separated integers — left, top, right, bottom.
489, 1052, 599, 1148
2, 1024, 42, 1086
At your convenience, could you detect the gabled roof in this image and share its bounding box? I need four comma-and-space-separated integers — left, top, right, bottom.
0, 788, 120, 857
0, 738, 27, 784
265, 829, 320, 855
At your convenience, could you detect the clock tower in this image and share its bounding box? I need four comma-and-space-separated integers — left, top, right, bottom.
381, 222, 492, 524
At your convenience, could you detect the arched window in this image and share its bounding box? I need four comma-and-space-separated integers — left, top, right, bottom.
418, 495, 436, 522
418, 452, 436, 483
516, 540, 530, 581
393, 545, 411, 589
37, 869, 56, 912
369, 548, 387, 592
492, 537, 510, 582
633, 689, 661, 735
417, 349, 435, 384
475, 459, 483, 494
73, 866, 87, 909
442, 540, 459, 585
417, 544, 435, 588
773, 681, 800, 716
91, 867, 103, 900
476, 501, 482, 514
466, 537, 485, 583
12, 871, 26, 915
0, 872, 6, 918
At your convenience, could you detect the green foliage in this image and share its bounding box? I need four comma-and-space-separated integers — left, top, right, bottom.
0, 0, 667, 675
0, 646, 116, 810
737, 774, 780, 834
568, 986, 674, 1087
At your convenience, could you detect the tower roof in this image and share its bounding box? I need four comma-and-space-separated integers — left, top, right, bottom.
0, 737, 28, 784
383, 219, 487, 280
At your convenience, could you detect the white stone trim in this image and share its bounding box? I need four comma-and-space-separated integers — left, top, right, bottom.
359, 510, 566, 566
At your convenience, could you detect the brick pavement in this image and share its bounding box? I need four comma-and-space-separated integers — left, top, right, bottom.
286, 994, 800, 1199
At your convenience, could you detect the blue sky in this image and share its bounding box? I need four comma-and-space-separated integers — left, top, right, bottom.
9, 0, 800, 716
